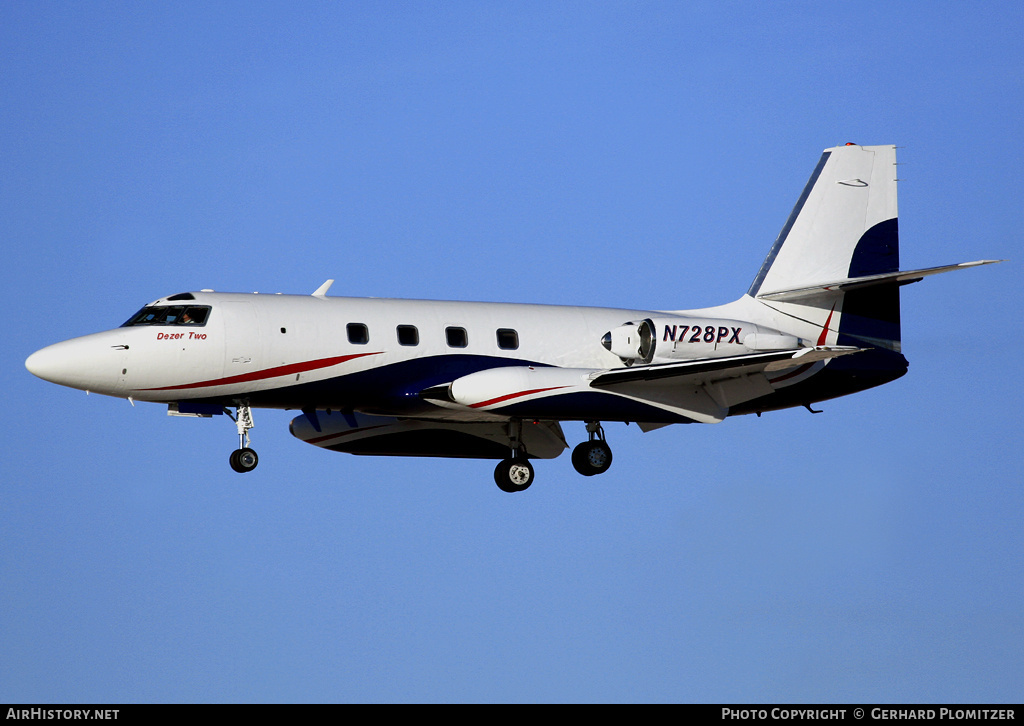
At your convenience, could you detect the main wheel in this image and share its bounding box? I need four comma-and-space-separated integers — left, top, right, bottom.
230, 447, 259, 473
494, 458, 534, 492
571, 440, 612, 477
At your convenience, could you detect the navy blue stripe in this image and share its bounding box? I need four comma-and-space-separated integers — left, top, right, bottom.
838, 218, 902, 347
182, 353, 698, 423
848, 218, 900, 277
185, 354, 551, 414
180, 348, 910, 426
747, 151, 831, 297
729, 347, 908, 416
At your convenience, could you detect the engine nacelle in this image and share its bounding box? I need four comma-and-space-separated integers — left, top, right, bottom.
602, 317, 802, 364
601, 322, 656, 363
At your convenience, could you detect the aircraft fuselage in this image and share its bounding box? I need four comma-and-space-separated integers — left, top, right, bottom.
28, 292, 802, 421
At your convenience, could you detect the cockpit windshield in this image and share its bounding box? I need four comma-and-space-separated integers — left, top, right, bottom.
121, 305, 211, 327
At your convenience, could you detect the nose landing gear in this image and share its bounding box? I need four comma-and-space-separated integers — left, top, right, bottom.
229, 447, 259, 473
226, 401, 258, 473
572, 421, 612, 477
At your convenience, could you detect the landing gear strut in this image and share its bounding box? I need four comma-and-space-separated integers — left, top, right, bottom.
226, 401, 258, 473
494, 418, 534, 492
572, 421, 612, 477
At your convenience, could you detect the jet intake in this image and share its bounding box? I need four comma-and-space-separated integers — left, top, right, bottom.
603, 320, 656, 363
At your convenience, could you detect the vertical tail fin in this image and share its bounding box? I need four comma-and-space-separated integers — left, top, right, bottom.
748, 144, 902, 350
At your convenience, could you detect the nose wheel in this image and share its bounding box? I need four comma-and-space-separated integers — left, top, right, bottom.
572, 421, 612, 477
226, 401, 259, 473
230, 447, 259, 473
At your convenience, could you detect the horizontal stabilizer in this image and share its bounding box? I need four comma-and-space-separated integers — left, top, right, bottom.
756, 260, 1002, 302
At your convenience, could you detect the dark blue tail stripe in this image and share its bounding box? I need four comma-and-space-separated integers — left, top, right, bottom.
839, 217, 902, 346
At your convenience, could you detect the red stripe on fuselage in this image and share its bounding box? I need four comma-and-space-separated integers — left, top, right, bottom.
817, 304, 836, 346
769, 306, 837, 384
768, 362, 813, 384
141, 352, 382, 391
468, 386, 570, 409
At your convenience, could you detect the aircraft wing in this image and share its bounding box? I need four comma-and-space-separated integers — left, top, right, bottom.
589, 346, 862, 387
423, 346, 863, 425
585, 346, 863, 423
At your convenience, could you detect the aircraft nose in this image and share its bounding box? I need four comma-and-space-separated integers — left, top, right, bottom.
26, 343, 70, 383
26, 335, 123, 393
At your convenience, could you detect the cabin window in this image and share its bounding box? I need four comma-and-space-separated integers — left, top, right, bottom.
121, 305, 211, 327
347, 323, 369, 345
445, 326, 468, 348
496, 328, 519, 350
397, 325, 419, 346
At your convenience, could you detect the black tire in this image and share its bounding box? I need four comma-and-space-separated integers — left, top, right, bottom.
230, 447, 259, 473
494, 458, 534, 492
571, 441, 612, 477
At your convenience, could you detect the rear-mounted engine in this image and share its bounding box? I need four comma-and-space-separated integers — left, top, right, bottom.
602, 317, 801, 365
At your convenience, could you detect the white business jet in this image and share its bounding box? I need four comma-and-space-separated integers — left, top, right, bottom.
26, 144, 998, 491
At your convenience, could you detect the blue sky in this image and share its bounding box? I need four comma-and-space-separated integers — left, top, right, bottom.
2, 1, 1021, 703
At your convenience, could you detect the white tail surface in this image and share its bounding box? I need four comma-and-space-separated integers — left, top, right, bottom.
738, 144, 900, 349
748, 144, 899, 299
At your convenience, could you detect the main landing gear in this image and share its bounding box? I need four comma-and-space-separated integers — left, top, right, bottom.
571, 421, 613, 477
226, 401, 258, 473
494, 418, 534, 493
494, 457, 534, 493
493, 420, 615, 492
